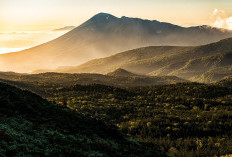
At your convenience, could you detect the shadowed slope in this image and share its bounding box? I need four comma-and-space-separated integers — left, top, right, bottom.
0, 81, 167, 156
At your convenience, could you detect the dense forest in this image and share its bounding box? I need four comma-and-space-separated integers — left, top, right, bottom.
0, 73, 232, 156
48, 83, 232, 157
0, 82, 166, 157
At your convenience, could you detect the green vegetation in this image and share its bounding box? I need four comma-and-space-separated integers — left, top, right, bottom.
0, 82, 166, 157
45, 83, 232, 157
1, 73, 232, 156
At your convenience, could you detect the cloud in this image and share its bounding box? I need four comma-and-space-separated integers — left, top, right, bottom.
0, 40, 37, 48
53, 26, 76, 31
0, 31, 52, 35
211, 8, 232, 30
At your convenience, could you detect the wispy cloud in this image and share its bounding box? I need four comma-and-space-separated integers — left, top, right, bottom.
211, 8, 232, 30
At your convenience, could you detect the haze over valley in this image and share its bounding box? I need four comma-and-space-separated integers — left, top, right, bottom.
1, 0, 232, 156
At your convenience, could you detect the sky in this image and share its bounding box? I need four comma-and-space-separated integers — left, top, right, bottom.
0, 0, 232, 53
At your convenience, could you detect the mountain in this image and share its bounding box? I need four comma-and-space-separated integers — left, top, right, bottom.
1, 13, 232, 73
56, 38, 232, 83
0, 71, 187, 88
0, 81, 167, 156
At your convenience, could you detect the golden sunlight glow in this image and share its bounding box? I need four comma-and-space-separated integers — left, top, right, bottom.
0, 48, 28, 54
0, 31, 67, 54
226, 17, 232, 30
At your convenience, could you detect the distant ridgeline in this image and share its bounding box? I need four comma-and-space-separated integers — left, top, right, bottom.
0, 71, 187, 89
51, 38, 232, 83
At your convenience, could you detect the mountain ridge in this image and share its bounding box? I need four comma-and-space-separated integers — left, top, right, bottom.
52, 37, 232, 83
0, 70, 187, 88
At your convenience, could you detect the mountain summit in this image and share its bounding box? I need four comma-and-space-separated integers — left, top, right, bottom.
90, 12, 118, 20
107, 68, 141, 77
0, 13, 232, 73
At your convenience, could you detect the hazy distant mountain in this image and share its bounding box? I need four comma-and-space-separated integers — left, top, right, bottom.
107, 68, 142, 77
0, 12, 232, 73
53, 26, 76, 31
56, 38, 232, 83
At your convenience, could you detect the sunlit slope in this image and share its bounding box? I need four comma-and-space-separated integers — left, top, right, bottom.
58, 38, 232, 83
1, 13, 232, 73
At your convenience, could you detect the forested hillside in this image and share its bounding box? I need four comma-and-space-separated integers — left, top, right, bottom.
1, 76, 232, 156
0, 82, 166, 157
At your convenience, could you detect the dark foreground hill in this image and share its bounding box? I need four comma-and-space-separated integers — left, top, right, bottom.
0, 82, 167, 157
0, 13, 232, 73
56, 38, 232, 83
